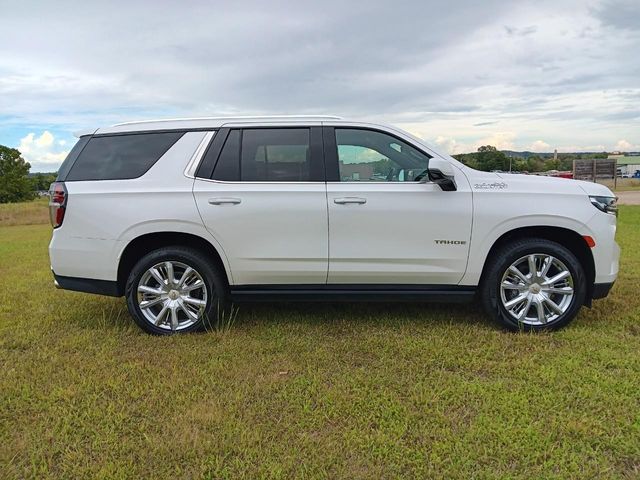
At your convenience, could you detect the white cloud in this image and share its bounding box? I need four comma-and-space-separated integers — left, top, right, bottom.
614, 139, 639, 151
433, 136, 470, 155
476, 132, 516, 151
18, 131, 69, 171
529, 140, 551, 152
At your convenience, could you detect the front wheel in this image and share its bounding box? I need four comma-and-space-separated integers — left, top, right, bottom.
480, 238, 586, 331
125, 246, 228, 335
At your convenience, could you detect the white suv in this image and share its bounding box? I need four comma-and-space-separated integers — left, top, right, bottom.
49, 116, 619, 334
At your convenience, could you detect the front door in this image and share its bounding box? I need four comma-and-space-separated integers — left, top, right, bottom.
193, 127, 328, 285
324, 126, 472, 285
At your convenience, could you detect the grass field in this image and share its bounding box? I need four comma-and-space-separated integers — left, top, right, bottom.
1, 202, 639, 479
598, 178, 640, 192
0, 197, 49, 227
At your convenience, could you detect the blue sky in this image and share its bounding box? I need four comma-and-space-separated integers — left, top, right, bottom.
1, 0, 639, 171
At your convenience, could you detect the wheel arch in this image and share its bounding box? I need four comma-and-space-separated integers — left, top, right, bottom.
479, 226, 596, 304
117, 231, 230, 295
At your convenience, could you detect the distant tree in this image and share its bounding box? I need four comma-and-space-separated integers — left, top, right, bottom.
526, 156, 545, 173
452, 152, 478, 169
0, 145, 35, 203
31, 172, 57, 191
476, 145, 508, 171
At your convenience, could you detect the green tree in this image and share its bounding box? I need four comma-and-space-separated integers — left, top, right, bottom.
0, 145, 35, 203
476, 145, 508, 171
31, 172, 57, 191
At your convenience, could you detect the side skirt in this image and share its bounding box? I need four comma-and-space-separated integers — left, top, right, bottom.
229, 284, 476, 303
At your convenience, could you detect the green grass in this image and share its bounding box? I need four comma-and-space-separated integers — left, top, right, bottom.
1, 207, 639, 479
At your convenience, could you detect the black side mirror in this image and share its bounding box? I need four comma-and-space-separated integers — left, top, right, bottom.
427, 169, 457, 191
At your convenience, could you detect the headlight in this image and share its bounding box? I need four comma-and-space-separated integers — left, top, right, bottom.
589, 195, 618, 216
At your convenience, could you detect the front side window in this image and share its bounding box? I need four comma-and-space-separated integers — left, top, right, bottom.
335, 128, 430, 182
212, 128, 313, 182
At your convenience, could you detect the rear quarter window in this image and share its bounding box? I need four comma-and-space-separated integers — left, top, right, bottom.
64, 132, 184, 181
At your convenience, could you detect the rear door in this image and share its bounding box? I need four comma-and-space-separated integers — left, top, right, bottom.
324, 125, 472, 285
193, 126, 328, 285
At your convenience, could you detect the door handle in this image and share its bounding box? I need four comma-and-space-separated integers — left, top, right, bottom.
208, 197, 241, 205
334, 197, 366, 205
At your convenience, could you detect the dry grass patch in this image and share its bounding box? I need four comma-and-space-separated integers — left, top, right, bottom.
0, 198, 49, 227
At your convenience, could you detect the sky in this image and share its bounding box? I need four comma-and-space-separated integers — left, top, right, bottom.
1, 0, 639, 172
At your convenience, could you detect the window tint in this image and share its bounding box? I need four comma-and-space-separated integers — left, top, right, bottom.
211, 128, 313, 182
242, 129, 311, 182
212, 130, 240, 181
335, 129, 430, 182
65, 132, 183, 181
55, 136, 90, 181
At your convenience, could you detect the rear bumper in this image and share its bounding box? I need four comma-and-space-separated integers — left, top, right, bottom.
53, 272, 122, 297
592, 281, 615, 300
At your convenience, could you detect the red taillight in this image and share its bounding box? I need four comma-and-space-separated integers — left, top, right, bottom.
49, 182, 67, 228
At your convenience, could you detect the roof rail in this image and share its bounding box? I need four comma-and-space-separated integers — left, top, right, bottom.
112, 115, 342, 127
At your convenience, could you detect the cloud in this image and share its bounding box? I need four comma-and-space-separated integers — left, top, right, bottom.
614, 139, 639, 151
504, 25, 538, 36
476, 132, 516, 151
0, 0, 639, 163
18, 131, 69, 171
529, 140, 551, 152
434, 136, 470, 155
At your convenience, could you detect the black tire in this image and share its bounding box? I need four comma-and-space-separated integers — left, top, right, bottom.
480, 238, 586, 331
125, 246, 228, 335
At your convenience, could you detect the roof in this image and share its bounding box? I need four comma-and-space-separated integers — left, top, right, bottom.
614, 158, 640, 166
84, 115, 343, 136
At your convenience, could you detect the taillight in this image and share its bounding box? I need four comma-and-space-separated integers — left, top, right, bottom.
49, 182, 67, 228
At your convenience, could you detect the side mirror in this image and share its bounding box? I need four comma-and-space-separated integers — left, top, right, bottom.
421, 158, 457, 191
427, 169, 457, 191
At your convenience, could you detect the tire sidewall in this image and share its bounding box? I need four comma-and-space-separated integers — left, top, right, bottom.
125, 247, 226, 335
483, 239, 586, 331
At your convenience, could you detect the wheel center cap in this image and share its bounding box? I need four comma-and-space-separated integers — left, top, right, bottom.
168, 290, 180, 300
530, 283, 541, 294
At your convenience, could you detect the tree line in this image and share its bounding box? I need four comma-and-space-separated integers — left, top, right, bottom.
0, 145, 57, 203
453, 145, 608, 172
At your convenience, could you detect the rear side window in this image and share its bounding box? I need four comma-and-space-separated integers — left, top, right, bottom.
213, 130, 240, 181
55, 136, 90, 181
212, 128, 318, 182
65, 132, 184, 181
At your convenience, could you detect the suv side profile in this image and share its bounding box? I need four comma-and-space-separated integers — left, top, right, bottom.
49, 116, 619, 334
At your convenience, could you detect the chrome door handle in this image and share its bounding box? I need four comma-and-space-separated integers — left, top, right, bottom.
208, 197, 241, 205
334, 197, 366, 205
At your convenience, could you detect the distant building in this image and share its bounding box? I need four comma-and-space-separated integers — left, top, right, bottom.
611, 155, 640, 176
339, 161, 375, 181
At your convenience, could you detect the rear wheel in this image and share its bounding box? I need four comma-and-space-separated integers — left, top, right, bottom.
480, 238, 586, 331
125, 246, 227, 335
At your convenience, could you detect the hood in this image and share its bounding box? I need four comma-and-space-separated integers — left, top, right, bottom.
490, 172, 615, 197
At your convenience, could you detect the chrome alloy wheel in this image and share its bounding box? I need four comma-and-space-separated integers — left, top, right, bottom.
137, 261, 208, 331
500, 254, 574, 326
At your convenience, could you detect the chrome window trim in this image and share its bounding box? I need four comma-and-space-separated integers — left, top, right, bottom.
193, 178, 435, 185
193, 178, 326, 185
184, 131, 216, 179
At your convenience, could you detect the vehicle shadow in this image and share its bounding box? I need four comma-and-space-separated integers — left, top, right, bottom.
230, 300, 492, 330
63, 295, 493, 333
